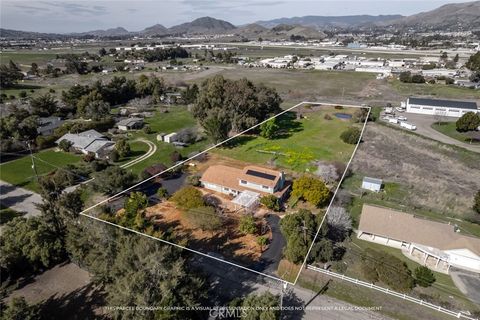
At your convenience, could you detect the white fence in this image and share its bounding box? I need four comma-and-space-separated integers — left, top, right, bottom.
306, 265, 478, 320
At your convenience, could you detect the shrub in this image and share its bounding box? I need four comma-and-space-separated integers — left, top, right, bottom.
184, 206, 222, 231
186, 174, 201, 186
83, 152, 95, 162
340, 127, 361, 144
19, 91, 27, 98
291, 175, 330, 207
360, 248, 414, 292
473, 190, 480, 214
334, 105, 344, 110
239, 215, 257, 235
143, 125, 152, 134
58, 139, 72, 152
170, 151, 182, 163
157, 187, 169, 199
324, 114, 332, 120
109, 149, 120, 162
456, 112, 480, 132
260, 195, 280, 211
414, 266, 436, 287
171, 186, 204, 209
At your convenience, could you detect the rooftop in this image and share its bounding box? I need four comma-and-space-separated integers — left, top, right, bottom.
362, 177, 383, 185
358, 204, 480, 256
408, 97, 478, 110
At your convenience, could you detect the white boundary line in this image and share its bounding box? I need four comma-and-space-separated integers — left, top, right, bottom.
293, 104, 371, 285
78, 101, 369, 285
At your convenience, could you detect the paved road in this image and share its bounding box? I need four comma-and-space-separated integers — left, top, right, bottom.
402, 113, 480, 153
191, 255, 391, 320
0, 180, 42, 217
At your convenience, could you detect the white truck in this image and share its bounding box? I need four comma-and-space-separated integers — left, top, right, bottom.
388, 118, 399, 124
400, 122, 416, 130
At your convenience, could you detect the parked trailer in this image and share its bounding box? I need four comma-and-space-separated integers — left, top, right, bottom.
400, 121, 416, 130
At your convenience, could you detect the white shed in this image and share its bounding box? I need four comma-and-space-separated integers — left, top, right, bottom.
361, 177, 383, 192
164, 132, 178, 143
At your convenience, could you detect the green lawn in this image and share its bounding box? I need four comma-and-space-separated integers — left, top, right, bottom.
114, 140, 150, 166
390, 79, 480, 100
0, 149, 81, 193
213, 106, 357, 172
0, 51, 58, 66
432, 121, 480, 144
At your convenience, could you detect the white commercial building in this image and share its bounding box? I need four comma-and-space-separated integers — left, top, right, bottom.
403, 97, 479, 118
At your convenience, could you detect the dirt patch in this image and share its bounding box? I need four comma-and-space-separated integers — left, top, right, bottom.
145, 199, 272, 265
351, 123, 480, 216
5, 263, 105, 318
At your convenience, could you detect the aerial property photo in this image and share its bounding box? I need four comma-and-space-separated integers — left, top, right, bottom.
1, 1, 480, 320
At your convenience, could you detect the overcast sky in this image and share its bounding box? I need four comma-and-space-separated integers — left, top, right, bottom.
1, 0, 473, 33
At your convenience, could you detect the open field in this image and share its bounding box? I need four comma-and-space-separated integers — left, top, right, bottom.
389, 79, 480, 100
0, 149, 82, 192
432, 121, 480, 144
213, 105, 358, 172
348, 122, 480, 223
0, 51, 59, 66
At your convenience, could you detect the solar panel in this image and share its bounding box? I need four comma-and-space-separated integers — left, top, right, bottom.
245, 169, 276, 181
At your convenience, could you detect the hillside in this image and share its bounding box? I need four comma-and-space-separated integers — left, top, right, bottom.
140, 24, 169, 36
385, 1, 480, 30
256, 15, 403, 29
168, 17, 235, 35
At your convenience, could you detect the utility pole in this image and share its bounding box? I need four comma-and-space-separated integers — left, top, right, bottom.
27, 142, 39, 182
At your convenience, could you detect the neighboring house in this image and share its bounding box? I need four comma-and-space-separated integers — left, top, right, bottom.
200, 164, 290, 202
163, 132, 178, 143
116, 117, 144, 131
358, 204, 480, 273
55, 129, 115, 159
37, 116, 64, 136
402, 97, 479, 117
361, 177, 383, 192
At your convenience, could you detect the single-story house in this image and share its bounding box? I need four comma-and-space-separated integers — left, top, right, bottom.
358, 204, 480, 273
55, 129, 115, 159
200, 165, 290, 210
116, 117, 144, 131
37, 116, 64, 136
361, 177, 383, 192
402, 97, 479, 117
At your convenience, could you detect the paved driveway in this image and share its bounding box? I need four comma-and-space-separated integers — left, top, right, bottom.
450, 269, 480, 305
0, 180, 42, 217
402, 113, 480, 153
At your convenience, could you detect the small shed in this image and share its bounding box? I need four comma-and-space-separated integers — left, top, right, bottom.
164, 132, 178, 143
117, 117, 144, 131
361, 177, 383, 192
156, 133, 167, 141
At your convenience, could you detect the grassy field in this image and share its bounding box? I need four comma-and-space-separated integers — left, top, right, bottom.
0, 149, 81, 193
389, 79, 480, 100
213, 106, 357, 173
1, 51, 59, 66
432, 121, 480, 144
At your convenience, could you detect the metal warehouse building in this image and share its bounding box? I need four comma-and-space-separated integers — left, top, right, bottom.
403, 97, 479, 117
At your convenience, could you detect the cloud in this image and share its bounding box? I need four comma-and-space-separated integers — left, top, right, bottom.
37, 1, 108, 16
11, 4, 52, 15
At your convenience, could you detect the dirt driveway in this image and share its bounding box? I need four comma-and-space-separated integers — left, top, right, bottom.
0, 181, 42, 217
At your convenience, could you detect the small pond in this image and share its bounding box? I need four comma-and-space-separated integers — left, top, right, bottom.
334, 113, 353, 120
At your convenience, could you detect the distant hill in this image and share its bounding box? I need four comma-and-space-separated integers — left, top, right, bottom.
256, 15, 403, 30
168, 17, 235, 35
233, 23, 326, 40
0, 28, 65, 40
139, 24, 169, 36
384, 1, 480, 30
73, 27, 130, 37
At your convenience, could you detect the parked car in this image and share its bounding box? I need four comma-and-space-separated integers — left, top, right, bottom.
397, 116, 407, 121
